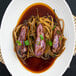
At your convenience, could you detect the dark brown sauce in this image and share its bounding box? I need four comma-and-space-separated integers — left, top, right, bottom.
16, 3, 59, 73
23, 57, 56, 73
17, 3, 58, 25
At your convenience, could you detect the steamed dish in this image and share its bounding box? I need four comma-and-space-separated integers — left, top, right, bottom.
13, 3, 66, 73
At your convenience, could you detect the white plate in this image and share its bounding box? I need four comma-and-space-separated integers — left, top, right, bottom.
0, 0, 75, 76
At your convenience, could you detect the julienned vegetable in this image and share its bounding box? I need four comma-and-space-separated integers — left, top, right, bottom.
40, 35, 44, 40
46, 39, 53, 46
16, 40, 22, 46
49, 41, 53, 46
24, 40, 29, 46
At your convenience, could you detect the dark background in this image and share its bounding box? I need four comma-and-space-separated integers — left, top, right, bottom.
0, 0, 76, 76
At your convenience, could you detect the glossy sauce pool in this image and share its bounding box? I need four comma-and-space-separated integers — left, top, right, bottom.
16, 3, 58, 73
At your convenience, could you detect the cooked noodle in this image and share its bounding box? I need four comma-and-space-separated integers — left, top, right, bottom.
13, 13, 66, 60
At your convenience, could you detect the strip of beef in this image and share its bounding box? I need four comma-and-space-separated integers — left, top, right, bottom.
16, 26, 27, 56
35, 24, 46, 57
52, 26, 62, 53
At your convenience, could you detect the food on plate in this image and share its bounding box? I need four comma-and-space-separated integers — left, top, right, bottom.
13, 3, 66, 73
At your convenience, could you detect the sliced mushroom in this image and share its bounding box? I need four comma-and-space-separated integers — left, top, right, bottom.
16, 26, 27, 57
35, 24, 46, 57
52, 26, 62, 53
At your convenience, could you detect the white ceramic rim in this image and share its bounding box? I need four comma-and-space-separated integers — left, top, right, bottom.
0, 0, 75, 76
